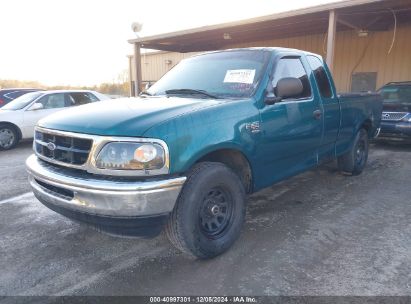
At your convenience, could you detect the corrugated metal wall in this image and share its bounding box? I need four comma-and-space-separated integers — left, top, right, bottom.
140, 51, 198, 82
136, 24, 411, 92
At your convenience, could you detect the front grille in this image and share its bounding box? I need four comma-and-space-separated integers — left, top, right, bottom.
34, 130, 92, 166
381, 112, 408, 121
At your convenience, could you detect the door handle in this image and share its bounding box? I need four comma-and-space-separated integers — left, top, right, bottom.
313, 109, 322, 120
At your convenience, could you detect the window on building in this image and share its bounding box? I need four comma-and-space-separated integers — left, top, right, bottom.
351, 72, 377, 92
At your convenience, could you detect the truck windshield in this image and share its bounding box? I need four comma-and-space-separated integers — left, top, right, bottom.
2, 92, 43, 110
147, 50, 271, 99
380, 86, 411, 105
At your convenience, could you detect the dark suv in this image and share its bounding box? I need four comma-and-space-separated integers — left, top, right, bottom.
0, 88, 44, 108
378, 82, 411, 142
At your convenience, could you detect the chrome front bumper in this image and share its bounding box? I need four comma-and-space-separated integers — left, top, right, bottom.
26, 154, 186, 218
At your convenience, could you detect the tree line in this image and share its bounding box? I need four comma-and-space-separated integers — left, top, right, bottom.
0, 78, 130, 97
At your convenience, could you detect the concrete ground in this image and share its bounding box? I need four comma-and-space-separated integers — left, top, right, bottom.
0, 142, 410, 296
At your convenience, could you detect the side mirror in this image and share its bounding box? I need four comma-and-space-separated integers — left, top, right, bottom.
28, 103, 44, 111
276, 77, 304, 99
264, 77, 304, 105
145, 82, 152, 90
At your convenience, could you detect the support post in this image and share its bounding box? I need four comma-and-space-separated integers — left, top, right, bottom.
133, 43, 142, 96
326, 9, 337, 72
127, 55, 133, 97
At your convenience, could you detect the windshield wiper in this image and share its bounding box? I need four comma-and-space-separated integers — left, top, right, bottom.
165, 89, 219, 99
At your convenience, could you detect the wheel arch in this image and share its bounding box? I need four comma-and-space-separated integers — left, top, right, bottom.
192, 147, 254, 194
360, 118, 373, 138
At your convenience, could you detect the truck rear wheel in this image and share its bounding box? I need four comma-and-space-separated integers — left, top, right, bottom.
165, 162, 246, 259
338, 128, 369, 176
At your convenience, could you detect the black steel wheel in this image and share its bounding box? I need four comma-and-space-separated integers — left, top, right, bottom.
166, 162, 246, 259
199, 187, 234, 238
355, 139, 366, 168
338, 128, 369, 175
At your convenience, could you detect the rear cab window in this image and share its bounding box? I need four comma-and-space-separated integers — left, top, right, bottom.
307, 55, 333, 98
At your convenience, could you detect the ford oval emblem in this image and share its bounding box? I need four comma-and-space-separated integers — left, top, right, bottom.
47, 142, 56, 151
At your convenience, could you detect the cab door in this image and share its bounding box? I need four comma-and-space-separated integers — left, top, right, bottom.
255, 55, 323, 189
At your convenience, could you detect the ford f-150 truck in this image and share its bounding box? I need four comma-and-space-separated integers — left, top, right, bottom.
26, 48, 383, 259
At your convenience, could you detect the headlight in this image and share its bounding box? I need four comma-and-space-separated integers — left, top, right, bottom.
96, 142, 166, 170
402, 116, 411, 122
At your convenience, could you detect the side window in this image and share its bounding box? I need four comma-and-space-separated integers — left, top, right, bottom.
37, 94, 66, 109
272, 57, 311, 99
68, 92, 96, 106
307, 56, 333, 98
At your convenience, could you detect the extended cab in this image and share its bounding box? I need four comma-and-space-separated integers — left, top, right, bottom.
26, 48, 382, 258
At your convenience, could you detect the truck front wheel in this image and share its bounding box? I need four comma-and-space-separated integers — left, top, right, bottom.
338, 128, 369, 176
165, 162, 246, 259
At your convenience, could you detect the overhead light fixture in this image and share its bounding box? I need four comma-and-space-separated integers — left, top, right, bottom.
165, 59, 172, 65
223, 33, 232, 40
357, 29, 369, 37
131, 22, 143, 38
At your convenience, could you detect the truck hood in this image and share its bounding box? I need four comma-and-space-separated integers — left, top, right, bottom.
38, 97, 229, 136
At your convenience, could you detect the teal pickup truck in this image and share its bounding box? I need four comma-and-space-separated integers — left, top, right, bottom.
26, 48, 382, 258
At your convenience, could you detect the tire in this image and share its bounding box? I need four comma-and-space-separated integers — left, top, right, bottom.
338, 128, 369, 176
165, 162, 246, 259
0, 124, 19, 151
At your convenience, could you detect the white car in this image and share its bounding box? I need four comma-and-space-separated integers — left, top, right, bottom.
0, 90, 109, 150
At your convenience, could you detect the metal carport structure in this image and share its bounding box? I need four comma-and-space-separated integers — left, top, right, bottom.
128, 0, 411, 95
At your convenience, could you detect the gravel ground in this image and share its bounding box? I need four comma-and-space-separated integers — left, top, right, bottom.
0, 142, 410, 296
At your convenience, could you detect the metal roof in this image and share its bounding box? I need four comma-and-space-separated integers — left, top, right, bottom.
128, 0, 411, 52
187, 47, 321, 58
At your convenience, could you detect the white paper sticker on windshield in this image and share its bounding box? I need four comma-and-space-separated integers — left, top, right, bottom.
223, 69, 256, 84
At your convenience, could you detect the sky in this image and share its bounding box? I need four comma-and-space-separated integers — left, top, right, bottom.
0, 0, 341, 87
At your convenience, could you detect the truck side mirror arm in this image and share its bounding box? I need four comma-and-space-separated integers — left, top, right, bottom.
264, 78, 282, 105
265, 77, 303, 105
264, 89, 282, 105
